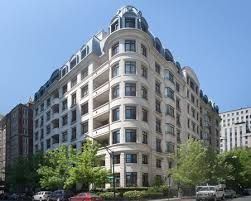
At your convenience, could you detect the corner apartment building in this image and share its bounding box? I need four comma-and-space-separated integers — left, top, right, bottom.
0, 102, 33, 185
33, 5, 220, 187
220, 107, 251, 152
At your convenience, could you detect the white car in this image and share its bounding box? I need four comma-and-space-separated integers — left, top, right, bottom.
196, 185, 225, 201
33, 191, 52, 201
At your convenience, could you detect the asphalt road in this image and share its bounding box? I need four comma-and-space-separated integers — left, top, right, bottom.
181, 195, 251, 201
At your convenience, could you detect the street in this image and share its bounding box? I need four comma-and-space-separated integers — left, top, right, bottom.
181, 196, 251, 201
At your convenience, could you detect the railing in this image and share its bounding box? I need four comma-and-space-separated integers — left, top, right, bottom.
93, 64, 109, 78
93, 124, 109, 137
93, 103, 109, 117
93, 82, 109, 97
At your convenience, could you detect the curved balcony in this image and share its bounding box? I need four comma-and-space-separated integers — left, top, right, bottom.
93, 82, 109, 98
93, 124, 109, 138
93, 103, 109, 118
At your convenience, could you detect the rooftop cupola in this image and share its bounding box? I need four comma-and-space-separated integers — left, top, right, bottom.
109, 5, 149, 33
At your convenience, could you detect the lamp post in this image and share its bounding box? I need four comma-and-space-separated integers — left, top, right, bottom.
85, 134, 116, 200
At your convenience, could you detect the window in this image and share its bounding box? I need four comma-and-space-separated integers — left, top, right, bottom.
155, 99, 161, 113
81, 85, 88, 98
71, 93, 76, 106
81, 68, 88, 80
156, 159, 162, 168
71, 127, 76, 141
156, 138, 162, 152
126, 154, 137, 163
176, 98, 181, 111
126, 172, 137, 187
35, 119, 38, 128
113, 154, 120, 164
141, 44, 147, 57
112, 130, 120, 144
112, 42, 119, 56
125, 83, 136, 96
125, 129, 136, 142
164, 70, 174, 83
35, 132, 38, 140
155, 63, 160, 74
62, 99, 67, 111
62, 84, 68, 95
142, 154, 148, 164
46, 111, 51, 121
125, 106, 136, 119
165, 87, 174, 100
111, 20, 119, 32
81, 102, 88, 116
125, 17, 135, 28
112, 84, 120, 99
141, 65, 147, 78
142, 109, 148, 122
71, 76, 77, 88
62, 114, 68, 126
125, 40, 136, 52
81, 121, 88, 135
62, 131, 68, 142
112, 107, 120, 121
166, 105, 174, 117
191, 94, 195, 104
46, 139, 51, 149
125, 61, 136, 74
142, 173, 149, 187
46, 98, 51, 107
166, 142, 175, 153
112, 63, 119, 78
46, 125, 50, 134
176, 82, 180, 92
40, 103, 44, 112
142, 131, 148, 144
71, 110, 76, 123
141, 86, 148, 100
156, 118, 162, 133
70, 58, 77, 69
155, 81, 161, 95
165, 124, 174, 135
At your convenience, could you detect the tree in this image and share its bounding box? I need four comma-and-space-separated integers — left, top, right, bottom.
220, 148, 251, 189
7, 152, 44, 192
37, 145, 75, 190
64, 140, 109, 190
171, 139, 210, 187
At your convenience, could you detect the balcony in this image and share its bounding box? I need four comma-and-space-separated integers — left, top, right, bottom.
93, 64, 109, 79
51, 128, 59, 135
51, 97, 60, 105
93, 124, 109, 138
93, 103, 109, 118
93, 82, 109, 98
93, 69, 109, 91
93, 89, 109, 109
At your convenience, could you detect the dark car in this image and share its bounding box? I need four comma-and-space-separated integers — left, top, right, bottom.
49, 190, 73, 201
69, 192, 103, 201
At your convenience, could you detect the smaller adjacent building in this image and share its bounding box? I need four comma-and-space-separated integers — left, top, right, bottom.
0, 101, 33, 187
220, 107, 251, 152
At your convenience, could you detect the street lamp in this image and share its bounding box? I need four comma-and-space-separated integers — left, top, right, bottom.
85, 134, 116, 200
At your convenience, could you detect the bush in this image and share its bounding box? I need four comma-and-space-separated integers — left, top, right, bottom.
123, 190, 145, 200
142, 191, 163, 199
99, 192, 119, 200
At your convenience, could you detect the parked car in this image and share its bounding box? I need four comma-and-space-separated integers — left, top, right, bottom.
69, 192, 103, 201
49, 190, 73, 201
196, 185, 225, 201
33, 191, 52, 201
225, 188, 236, 198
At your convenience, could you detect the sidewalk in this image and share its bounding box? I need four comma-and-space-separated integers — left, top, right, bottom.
147, 196, 194, 201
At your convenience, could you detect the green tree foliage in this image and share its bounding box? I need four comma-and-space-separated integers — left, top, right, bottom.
7, 152, 44, 192
64, 140, 109, 190
37, 140, 108, 190
171, 139, 210, 187
220, 148, 251, 189
37, 145, 75, 190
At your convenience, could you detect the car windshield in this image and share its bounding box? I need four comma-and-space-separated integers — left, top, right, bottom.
198, 187, 215, 191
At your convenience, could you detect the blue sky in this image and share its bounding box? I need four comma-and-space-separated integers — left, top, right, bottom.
0, 0, 251, 114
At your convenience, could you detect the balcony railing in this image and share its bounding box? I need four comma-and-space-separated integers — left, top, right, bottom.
93, 124, 109, 137
93, 103, 109, 117
93, 82, 109, 97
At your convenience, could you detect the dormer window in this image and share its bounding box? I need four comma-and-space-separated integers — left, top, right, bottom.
70, 58, 77, 69
81, 48, 87, 59
111, 20, 119, 32
125, 17, 135, 28
61, 66, 68, 77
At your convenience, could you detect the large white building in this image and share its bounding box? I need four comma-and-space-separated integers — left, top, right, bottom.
33, 5, 220, 188
220, 107, 251, 152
